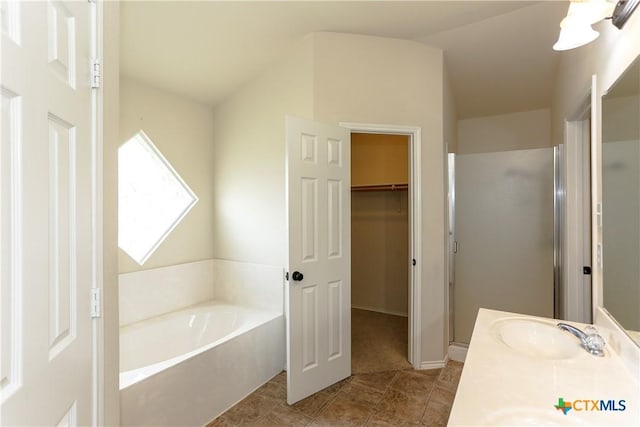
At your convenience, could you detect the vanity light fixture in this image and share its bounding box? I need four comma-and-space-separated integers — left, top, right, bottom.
553, 0, 619, 51
612, 0, 640, 28
553, 0, 615, 51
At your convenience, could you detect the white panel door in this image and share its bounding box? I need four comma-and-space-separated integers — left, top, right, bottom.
286, 116, 351, 405
1, 1, 95, 425
454, 148, 554, 344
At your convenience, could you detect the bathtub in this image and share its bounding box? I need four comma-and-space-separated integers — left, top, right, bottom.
119, 301, 285, 426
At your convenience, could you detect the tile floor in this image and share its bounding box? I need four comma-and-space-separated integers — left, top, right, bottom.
207, 360, 464, 427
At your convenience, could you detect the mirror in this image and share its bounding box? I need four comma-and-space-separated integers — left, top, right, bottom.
601, 56, 640, 346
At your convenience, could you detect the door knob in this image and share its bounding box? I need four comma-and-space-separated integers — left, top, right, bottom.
292, 271, 304, 281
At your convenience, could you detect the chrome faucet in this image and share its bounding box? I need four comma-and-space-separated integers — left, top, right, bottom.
557, 323, 606, 357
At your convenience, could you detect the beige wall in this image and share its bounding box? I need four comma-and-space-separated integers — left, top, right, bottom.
211, 32, 448, 365
457, 108, 551, 154
210, 36, 314, 266
313, 32, 447, 364
118, 78, 215, 273
352, 191, 409, 316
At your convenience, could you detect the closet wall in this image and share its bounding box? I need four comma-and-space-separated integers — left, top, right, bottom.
351, 133, 409, 316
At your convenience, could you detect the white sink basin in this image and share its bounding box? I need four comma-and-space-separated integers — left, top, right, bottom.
490, 318, 583, 360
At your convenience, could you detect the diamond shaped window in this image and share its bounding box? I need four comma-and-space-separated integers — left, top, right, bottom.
118, 130, 198, 265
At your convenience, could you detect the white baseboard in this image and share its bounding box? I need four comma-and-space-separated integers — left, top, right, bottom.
448, 342, 468, 362
351, 304, 408, 317
419, 360, 447, 370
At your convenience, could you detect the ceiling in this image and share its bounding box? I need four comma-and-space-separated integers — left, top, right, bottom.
120, 1, 569, 119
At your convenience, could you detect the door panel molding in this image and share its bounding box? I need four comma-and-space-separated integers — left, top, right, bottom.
286, 116, 351, 404
1, 1, 98, 424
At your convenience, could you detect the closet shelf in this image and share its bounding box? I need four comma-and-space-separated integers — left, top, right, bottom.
351, 183, 408, 192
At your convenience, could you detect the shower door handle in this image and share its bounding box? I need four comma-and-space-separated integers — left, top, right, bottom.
292, 271, 304, 281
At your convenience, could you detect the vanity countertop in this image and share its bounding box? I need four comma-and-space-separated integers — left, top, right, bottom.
448, 309, 640, 426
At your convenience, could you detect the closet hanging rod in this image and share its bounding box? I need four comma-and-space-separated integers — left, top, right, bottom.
351, 183, 408, 192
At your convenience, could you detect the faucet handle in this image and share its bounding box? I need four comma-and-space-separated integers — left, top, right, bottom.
584, 325, 598, 336
584, 326, 606, 355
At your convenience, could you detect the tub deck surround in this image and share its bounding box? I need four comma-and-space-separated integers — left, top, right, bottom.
119, 259, 215, 326
448, 309, 640, 426
118, 258, 284, 327
212, 258, 284, 313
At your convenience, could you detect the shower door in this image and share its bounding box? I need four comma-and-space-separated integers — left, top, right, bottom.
453, 148, 554, 344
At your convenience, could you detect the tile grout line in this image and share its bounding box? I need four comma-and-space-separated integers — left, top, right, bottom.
315, 382, 342, 420
367, 369, 401, 425
419, 369, 443, 425
376, 371, 399, 424
419, 375, 439, 426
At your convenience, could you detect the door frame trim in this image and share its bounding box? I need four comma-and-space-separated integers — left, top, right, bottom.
562, 80, 594, 324
91, 1, 102, 424
339, 122, 422, 368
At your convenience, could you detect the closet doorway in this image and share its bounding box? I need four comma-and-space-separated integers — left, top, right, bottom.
350, 132, 412, 374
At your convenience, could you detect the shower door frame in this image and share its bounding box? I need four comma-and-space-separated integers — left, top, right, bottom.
452, 147, 555, 344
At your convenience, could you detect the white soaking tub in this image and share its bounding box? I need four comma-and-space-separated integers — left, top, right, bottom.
119, 301, 285, 426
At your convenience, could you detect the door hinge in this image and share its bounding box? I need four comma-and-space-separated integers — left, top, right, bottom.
285, 272, 289, 281
90, 288, 101, 318
91, 60, 101, 89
